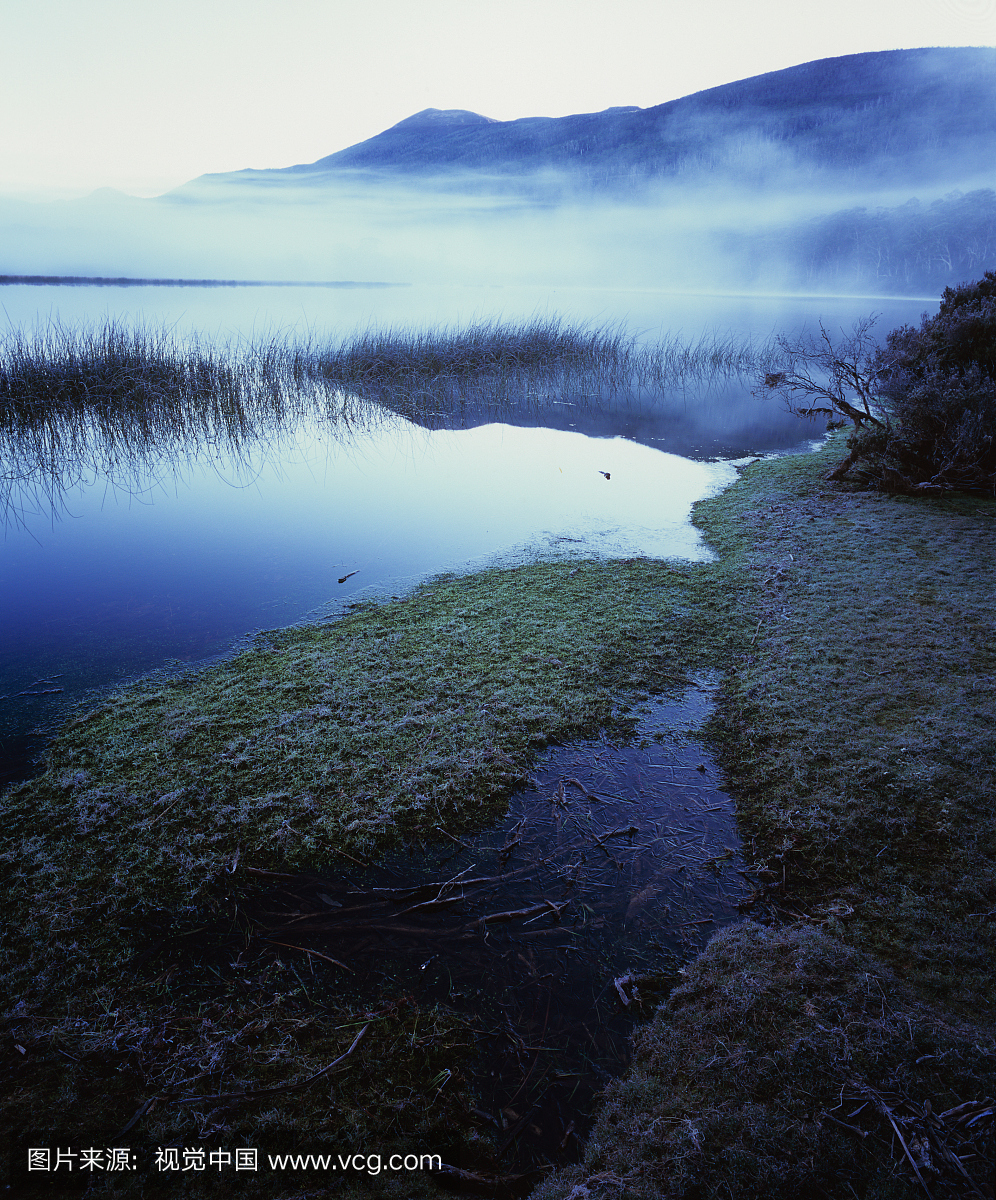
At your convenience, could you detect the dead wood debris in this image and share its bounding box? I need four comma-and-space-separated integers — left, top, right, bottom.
823, 1084, 995, 1199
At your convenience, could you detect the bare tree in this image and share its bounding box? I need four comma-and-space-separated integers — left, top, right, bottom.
759, 316, 888, 479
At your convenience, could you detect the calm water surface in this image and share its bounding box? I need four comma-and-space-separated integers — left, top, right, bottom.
0, 284, 929, 788
0, 278, 931, 343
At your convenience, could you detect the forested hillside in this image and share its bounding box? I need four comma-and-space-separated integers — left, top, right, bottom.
739, 189, 996, 294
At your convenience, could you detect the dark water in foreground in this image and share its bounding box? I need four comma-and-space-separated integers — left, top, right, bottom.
247, 682, 745, 1172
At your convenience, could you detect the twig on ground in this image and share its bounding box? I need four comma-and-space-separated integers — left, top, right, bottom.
175, 1023, 369, 1105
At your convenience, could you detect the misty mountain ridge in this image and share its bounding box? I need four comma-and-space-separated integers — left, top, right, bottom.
6, 48, 996, 296
189, 47, 996, 195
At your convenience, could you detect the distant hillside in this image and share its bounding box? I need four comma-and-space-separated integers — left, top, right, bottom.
192, 48, 996, 192
736, 188, 996, 294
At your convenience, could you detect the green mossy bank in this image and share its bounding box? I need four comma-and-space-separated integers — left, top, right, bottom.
0, 506, 739, 1196
0, 555, 738, 997
537, 438, 996, 1200
2, 435, 994, 1197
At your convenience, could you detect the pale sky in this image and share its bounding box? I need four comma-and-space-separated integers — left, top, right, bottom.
2, 0, 995, 199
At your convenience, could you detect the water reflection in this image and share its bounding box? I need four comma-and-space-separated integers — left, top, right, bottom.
250, 682, 746, 1173
1, 387, 743, 783
0, 304, 827, 789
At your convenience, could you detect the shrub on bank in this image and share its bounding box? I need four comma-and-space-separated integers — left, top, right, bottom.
760, 272, 996, 495
853, 364, 996, 494
860, 271, 996, 494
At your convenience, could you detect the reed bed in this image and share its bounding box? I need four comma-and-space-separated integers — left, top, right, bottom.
302, 320, 781, 417
0, 316, 781, 526
0, 315, 778, 426
0, 320, 340, 528
308, 318, 635, 381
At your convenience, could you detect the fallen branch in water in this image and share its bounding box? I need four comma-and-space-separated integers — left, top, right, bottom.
462, 900, 569, 929
264, 940, 352, 971
174, 1023, 369, 1105
614, 973, 634, 1006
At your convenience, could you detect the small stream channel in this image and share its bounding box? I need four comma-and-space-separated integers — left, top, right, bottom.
248, 678, 748, 1175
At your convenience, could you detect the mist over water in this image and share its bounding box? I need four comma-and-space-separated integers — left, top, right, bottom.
1, 279, 932, 347
2, 177, 825, 288
0, 156, 973, 300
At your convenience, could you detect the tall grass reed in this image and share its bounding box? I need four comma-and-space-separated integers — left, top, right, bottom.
1, 316, 780, 525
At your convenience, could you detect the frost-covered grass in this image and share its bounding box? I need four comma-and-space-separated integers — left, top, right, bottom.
536, 922, 996, 1200
695, 439, 996, 1012
538, 438, 996, 1200
1, 560, 730, 955
3, 436, 994, 1197
0, 555, 738, 1192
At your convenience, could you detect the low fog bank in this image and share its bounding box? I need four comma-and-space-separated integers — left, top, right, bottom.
5, 47, 992, 300
2, 169, 992, 300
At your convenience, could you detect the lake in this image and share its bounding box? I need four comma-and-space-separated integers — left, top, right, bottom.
0, 279, 938, 1172
0, 283, 930, 788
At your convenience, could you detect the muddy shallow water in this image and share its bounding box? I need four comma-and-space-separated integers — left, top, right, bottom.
249, 680, 747, 1171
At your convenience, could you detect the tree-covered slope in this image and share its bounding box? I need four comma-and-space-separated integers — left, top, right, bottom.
737, 188, 996, 294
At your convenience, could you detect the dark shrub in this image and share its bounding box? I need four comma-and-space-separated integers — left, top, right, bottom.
881, 269, 996, 382
858, 272, 996, 494
851, 367, 996, 493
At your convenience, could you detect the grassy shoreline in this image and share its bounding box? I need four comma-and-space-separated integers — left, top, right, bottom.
2, 436, 994, 1196
0, 549, 738, 1194
539, 438, 996, 1199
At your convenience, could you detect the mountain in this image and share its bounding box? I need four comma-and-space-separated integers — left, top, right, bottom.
186, 48, 996, 194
